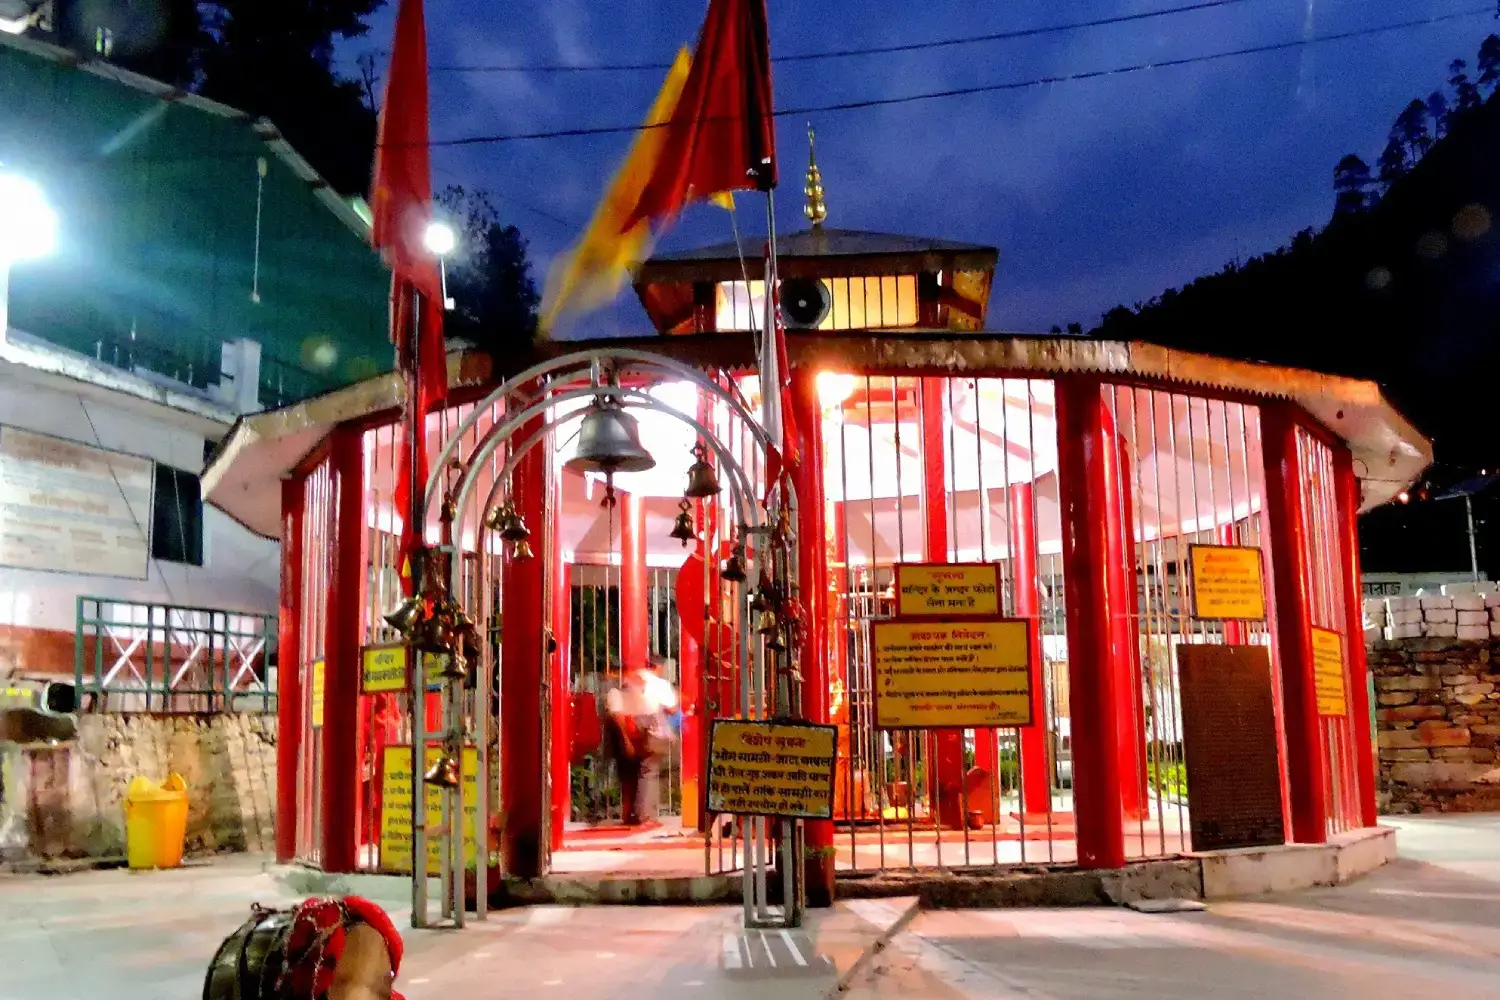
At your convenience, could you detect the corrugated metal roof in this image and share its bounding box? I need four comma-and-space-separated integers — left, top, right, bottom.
648, 227, 997, 263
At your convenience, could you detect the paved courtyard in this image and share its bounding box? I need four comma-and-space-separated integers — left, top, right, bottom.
2, 815, 1499, 1000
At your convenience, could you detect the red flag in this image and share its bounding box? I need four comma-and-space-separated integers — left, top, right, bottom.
371, 0, 446, 592
761, 244, 801, 496
622, 0, 776, 231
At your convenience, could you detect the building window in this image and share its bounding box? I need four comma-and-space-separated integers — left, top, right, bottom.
152, 465, 204, 566
714, 276, 919, 332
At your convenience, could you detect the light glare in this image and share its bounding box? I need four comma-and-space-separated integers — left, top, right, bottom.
0, 171, 57, 262
423, 220, 456, 257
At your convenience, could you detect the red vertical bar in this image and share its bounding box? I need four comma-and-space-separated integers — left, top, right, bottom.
320, 425, 365, 873
918, 377, 966, 829
1334, 448, 1378, 828
276, 475, 305, 863
619, 490, 648, 669
1055, 379, 1127, 870
1009, 483, 1051, 816
1261, 404, 1330, 843
1103, 430, 1147, 818
790, 370, 835, 905
502, 400, 548, 878
549, 556, 572, 853
1219, 524, 1248, 645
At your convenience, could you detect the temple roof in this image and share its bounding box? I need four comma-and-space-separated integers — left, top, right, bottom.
647, 227, 998, 263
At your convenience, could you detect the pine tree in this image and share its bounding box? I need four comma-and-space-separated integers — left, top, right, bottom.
1479, 34, 1500, 90
436, 186, 541, 347
1332, 154, 1374, 214
1394, 99, 1433, 162
1450, 58, 1482, 113
1426, 90, 1450, 139
1377, 136, 1408, 191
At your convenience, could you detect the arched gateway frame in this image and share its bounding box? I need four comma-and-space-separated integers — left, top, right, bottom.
410, 349, 804, 930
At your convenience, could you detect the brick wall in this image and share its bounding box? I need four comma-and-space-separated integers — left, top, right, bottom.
0, 714, 275, 865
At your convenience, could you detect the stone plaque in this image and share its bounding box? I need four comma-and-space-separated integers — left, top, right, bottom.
1177, 644, 1286, 852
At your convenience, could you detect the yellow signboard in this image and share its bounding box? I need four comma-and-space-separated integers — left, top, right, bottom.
707, 720, 837, 820
895, 563, 1001, 618
1311, 627, 1348, 717
1188, 544, 1267, 621
872, 619, 1032, 729
360, 644, 452, 693
310, 659, 325, 728
378, 745, 482, 874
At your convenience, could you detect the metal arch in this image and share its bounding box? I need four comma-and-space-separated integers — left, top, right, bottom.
445, 387, 766, 596
423, 348, 775, 511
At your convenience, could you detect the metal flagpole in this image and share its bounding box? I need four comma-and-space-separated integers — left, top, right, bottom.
407, 283, 430, 928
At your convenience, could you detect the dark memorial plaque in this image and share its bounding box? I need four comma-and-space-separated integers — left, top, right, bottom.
1177, 644, 1285, 852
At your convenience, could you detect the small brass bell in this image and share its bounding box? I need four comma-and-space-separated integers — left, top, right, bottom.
498, 503, 530, 543
720, 544, 748, 584
384, 595, 423, 637
683, 442, 720, 498
455, 612, 483, 662
424, 754, 461, 789
767, 627, 788, 652
757, 609, 779, 635
512, 538, 535, 561
748, 588, 768, 613
669, 500, 697, 546
437, 652, 469, 680
483, 505, 505, 532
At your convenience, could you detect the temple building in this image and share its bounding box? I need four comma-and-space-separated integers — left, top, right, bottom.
203, 139, 1429, 905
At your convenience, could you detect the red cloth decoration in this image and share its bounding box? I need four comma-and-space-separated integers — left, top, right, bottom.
279, 896, 406, 1000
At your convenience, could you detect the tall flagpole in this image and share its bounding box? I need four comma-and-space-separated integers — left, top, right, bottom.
405, 282, 430, 927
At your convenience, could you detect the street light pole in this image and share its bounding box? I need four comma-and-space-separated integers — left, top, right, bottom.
1466, 494, 1480, 583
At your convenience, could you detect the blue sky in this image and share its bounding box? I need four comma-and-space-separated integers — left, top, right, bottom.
346, 0, 1496, 335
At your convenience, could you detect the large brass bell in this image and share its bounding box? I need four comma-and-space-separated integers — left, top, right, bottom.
424, 754, 461, 789
564, 398, 655, 475
384, 595, 423, 637
684, 442, 720, 498
720, 544, 748, 584
512, 538, 535, 561
669, 500, 697, 546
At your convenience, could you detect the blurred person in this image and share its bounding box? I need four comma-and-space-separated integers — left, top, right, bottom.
605, 655, 679, 826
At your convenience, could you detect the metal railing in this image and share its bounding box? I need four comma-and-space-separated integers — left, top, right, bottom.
75, 597, 278, 714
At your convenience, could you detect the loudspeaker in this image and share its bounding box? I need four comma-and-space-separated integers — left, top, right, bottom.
780, 278, 831, 329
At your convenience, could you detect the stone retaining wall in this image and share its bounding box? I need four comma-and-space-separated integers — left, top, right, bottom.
0, 713, 275, 865
1369, 637, 1500, 813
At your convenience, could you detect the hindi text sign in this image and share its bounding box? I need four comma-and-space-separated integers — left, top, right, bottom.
378, 745, 481, 874
872, 619, 1032, 729
1311, 627, 1348, 716
896, 563, 1002, 618
707, 720, 837, 820
310, 659, 325, 728
361, 644, 407, 693
1188, 544, 1267, 621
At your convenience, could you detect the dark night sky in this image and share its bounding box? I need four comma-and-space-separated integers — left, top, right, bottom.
345, 0, 1495, 338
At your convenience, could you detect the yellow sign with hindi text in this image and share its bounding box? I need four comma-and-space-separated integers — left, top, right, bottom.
310, 659, 325, 728
360, 644, 452, 693
872, 619, 1032, 729
707, 720, 837, 820
1188, 544, 1267, 621
1311, 627, 1348, 717
895, 563, 1002, 618
378, 745, 482, 874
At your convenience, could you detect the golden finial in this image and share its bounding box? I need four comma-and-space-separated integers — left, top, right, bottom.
804, 123, 827, 228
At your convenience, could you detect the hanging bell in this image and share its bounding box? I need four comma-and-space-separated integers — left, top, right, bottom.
437, 652, 469, 680
455, 611, 483, 662
720, 544, 748, 584
683, 442, 720, 498
512, 538, 535, 561
493, 501, 530, 542
424, 754, 461, 789
384, 595, 423, 638
564, 398, 656, 475
767, 627, 788, 652
757, 609, 779, 635
748, 588, 768, 613
669, 501, 697, 546
483, 505, 505, 533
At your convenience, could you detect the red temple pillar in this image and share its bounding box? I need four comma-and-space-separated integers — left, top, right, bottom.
790, 369, 835, 905
1009, 483, 1052, 816
620, 490, 648, 669
320, 425, 365, 873
1055, 379, 1127, 869
1261, 403, 1330, 844
276, 475, 305, 863
502, 401, 548, 878
676, 548, 706, 830
1335, 448, 1378, 828
549, 549, 572, 854
918, 377, 966, 829
1103, 431, 1147, 818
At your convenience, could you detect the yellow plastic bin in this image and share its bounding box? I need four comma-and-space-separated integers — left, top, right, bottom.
124, 773, 189, 870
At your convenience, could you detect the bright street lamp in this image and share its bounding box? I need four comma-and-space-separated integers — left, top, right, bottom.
422, 219, 456, 310
0, 169, 59, 343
